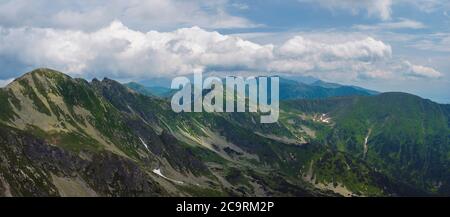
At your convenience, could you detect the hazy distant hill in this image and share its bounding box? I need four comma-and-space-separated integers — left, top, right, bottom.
278, 78, 377, 100
127, 76, 378, 100
125, 82, 172, 98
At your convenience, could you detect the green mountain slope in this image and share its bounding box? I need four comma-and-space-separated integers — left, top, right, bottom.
0, 69, 321, 196
284, 93, 450, 194
0, 68, 446, 196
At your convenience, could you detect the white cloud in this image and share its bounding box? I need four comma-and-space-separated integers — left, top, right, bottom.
409, 34, 450, 52
354, 18, 426, 30
403, 61, 442, 78
299, 0, 450, 20
300, 0, 392, 20
277, 36, 391, 60
402, 0, 450, 13
0, 21, 272, 79
0, 0, 258, 30
231, 3, 249, 10
269, 35, 401, 81
0, 78, 14, 87
0, 21, 441, 82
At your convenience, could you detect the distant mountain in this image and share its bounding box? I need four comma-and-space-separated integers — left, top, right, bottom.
127, 76, 378, 100
125, 82, 172, 98
135, 77, 174, 88
0, 68, 447, 197
278, 78, 377, 100
278, 74, 319, 85
309, 80, 379, 95
310, 80, 342, 88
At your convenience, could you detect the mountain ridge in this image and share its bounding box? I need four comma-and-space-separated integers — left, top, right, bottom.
0, 68, 448, 196
125, 76, 379, 100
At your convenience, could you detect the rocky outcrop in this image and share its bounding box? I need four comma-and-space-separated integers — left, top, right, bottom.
0, 125, 168, 197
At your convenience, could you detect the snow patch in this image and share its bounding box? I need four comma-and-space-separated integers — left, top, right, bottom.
363, 129, 372, 159
152, 168, 184, 185
313, 113, 331, 123
138, 137, 149, 151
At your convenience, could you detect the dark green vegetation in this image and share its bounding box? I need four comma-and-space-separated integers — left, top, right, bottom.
284, 93, 450, 195
0, 68, 448, 197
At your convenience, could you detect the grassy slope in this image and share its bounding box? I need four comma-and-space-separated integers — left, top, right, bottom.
284, 93, 450, 194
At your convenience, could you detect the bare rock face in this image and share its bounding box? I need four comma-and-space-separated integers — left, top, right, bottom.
0, 125, 168, 197
0, 126, 60, 196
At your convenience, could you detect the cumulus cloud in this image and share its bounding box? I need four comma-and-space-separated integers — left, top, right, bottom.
277, 36, 391, 60
0, 0, 258, 31
300, 0, 392, 20
0, 21, 441, 82
0, 21, 272, 79
403, 61, 442, 78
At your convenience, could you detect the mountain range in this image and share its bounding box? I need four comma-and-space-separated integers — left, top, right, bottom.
0, 68, 448, 197
125, 76, 378, 99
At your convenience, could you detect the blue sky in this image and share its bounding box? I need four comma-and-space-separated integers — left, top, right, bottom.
0, 0, 449, 103
223, 0, 450, 103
